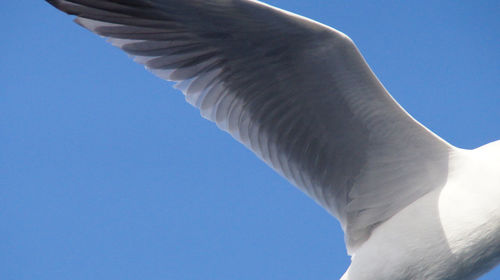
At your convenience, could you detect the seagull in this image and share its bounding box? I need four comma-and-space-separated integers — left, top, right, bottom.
46, 1, 500, 279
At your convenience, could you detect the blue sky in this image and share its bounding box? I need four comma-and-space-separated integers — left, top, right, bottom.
2, 1, 499, 279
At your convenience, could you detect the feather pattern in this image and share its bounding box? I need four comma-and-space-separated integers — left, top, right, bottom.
46, 0, 451, 253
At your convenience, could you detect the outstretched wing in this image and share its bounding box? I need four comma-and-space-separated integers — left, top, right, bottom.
46, 0, 452, 253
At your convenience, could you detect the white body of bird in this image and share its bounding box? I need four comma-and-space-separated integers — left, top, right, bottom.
343, 142, 500, 279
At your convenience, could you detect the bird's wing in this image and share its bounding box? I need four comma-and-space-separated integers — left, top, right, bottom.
47, 0, 452, 253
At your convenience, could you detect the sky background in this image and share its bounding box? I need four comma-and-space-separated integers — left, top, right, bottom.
2, 1, 499, 279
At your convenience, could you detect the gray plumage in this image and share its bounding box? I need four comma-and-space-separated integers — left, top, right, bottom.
46, 0, 451, 254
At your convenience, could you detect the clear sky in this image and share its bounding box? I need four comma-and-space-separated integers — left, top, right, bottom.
2, 1, 499, 279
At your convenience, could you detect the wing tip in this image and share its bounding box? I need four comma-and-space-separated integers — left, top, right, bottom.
45, 0, 80, 17
46, 0, 69, 13
45, 0, 59, 7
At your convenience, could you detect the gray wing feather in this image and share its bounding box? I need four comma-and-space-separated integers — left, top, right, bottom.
46, 0, 452, 253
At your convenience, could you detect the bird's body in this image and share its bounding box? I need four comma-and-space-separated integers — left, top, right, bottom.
343, 142, 500, 280
45, 0, 500, 279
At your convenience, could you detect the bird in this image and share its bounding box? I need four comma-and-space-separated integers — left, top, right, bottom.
45, 0, 500, 279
